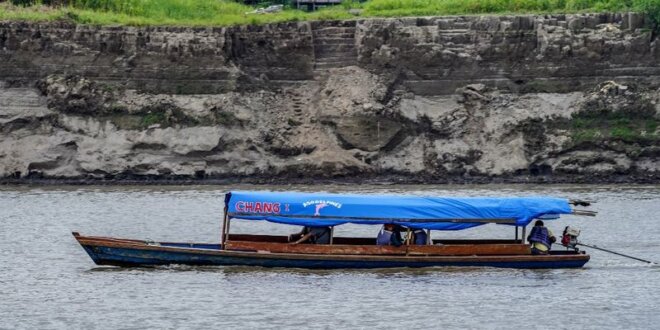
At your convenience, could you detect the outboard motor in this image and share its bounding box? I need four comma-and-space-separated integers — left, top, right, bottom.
561, 226, 581, 250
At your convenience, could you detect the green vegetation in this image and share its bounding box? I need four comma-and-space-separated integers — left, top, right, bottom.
635, 0, 660, 26
365, 0, 618, 16
570, 112, 659, 144
108, 109, 215, 130
572, 128, 601, 143
141, 112, 167, 128
136, 104, 205, 128
1, 0, 660, 27
1, 0, 353, 26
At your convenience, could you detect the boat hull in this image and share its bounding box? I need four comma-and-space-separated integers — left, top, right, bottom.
74, 234, 590, 269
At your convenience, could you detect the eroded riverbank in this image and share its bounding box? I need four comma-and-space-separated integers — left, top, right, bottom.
1, 14, 658, 184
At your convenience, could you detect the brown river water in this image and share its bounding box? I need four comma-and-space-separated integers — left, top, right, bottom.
1, 184, 659, 329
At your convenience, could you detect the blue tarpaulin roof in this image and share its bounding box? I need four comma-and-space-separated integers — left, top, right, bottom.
225, 191, 573, 230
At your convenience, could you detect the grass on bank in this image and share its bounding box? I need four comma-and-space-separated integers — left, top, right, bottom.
1, 0, 660, 27
0, 0, 354, 26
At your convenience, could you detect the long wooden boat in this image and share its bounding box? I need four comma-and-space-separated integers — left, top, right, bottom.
73, 233, 589, 269
74, 191, 594, 269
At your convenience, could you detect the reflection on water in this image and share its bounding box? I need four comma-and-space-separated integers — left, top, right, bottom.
1, 184, 659, 329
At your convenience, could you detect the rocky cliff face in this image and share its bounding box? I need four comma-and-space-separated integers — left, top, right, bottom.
0, 13, 658, 183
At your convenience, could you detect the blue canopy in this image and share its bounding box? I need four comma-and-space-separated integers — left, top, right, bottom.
225, 191, 573, 230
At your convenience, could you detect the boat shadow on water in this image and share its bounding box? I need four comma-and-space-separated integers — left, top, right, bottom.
84, 264, 595, 278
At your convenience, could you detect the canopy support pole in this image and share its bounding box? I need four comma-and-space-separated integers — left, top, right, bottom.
405, 228, 411, 256
329, 226, 334, 245
515, 226, 519, 242
221, 206, 229, 248
427, 229, 432, 245
521, 225, 527, 244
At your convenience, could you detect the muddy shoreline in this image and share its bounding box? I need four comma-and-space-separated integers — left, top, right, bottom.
2, 173, 658, 185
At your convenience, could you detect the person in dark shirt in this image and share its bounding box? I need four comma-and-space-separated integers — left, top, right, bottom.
527, 220, 556, 255
376, 224, 403, 247
289, 226, 331, 244
411, 229, 428, 245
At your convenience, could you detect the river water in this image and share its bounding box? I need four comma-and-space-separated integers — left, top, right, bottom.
1, 184, 659, 329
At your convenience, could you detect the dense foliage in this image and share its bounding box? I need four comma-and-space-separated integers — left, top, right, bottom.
2, 0, 660, 27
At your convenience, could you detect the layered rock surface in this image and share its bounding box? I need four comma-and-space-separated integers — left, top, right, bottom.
0, 13, 658, 183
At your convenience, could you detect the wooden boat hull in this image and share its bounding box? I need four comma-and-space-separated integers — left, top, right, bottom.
74, 233, 590, 269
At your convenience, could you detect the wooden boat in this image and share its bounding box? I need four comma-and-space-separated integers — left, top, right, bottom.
74, 191, 593, 269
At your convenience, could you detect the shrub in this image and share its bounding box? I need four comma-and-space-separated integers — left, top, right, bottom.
634, 0, 660, 27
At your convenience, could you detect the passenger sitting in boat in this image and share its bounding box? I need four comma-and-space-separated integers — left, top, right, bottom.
289, 226, 331, 245
376, 224, 403, 247
527, 220, 556, 255
412, 229, 428, 245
